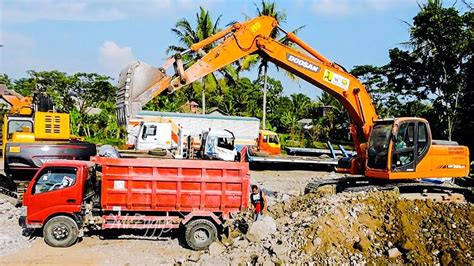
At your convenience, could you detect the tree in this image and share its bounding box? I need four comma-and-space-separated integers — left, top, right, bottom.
454, 8, 474, 158
0, 74, 13, 88
310, 92, 348, 142
246, 0, 288, 129
167, 7, 236, 114
385, 0, 471, 140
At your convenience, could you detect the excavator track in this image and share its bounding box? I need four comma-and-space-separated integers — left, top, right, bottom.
0, 174, 20, 205
305, 176, 473, 203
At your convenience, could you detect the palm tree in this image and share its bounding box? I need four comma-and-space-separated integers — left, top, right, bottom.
242, 1, 304, 129
167, 7, 223, 114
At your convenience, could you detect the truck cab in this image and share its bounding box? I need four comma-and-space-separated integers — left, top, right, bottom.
20, 161, 95, 231
200, 129, 238, 161
258, 130, 281, 155
365, 118, 469, 179
135, 121, 173, 151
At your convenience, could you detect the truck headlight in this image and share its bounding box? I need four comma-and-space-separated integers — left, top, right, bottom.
20, 206, 27, 216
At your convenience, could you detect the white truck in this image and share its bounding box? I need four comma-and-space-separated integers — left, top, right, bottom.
125, 111, 258, 161
127, 111, 260, 149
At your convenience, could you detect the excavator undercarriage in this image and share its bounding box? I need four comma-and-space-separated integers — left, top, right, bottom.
305, 176, 473, 203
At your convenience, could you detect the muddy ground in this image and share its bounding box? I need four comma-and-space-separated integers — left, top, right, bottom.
0, 163, 472, 265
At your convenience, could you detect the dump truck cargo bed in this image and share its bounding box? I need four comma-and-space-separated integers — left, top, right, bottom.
93, 156, 250, 216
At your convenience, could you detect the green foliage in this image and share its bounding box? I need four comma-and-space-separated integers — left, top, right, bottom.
2, 70, 123, 145
385, 2, 471, 140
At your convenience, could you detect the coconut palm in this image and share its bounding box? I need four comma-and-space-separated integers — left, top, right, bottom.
168, 7, 236, 113
241, 1, 304, 129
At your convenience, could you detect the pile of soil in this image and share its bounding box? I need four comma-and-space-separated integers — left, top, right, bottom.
205, 190, 472, 265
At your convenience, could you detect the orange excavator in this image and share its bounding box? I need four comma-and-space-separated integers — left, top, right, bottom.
117, 16, 470, 196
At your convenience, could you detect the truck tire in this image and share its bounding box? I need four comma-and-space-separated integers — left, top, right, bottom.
43, 216, 79, 247
184, 219, 218, 251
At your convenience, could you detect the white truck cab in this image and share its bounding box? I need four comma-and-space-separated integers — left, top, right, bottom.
135, 122, 172, 151
200, 129, 237, 161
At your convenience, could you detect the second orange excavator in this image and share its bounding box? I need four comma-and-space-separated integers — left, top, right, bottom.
116, 16, 470, 193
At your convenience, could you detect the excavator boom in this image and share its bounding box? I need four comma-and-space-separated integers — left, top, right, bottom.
117, 16, 377, 159
117, 15, 469, 178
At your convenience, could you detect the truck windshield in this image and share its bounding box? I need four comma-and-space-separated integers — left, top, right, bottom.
33, 167, 77, 194
367, 123, 393, 170
268, 134, 279, 144
217, 137, 234, 150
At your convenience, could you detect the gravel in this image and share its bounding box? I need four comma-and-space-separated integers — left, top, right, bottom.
0, 199, 32, 256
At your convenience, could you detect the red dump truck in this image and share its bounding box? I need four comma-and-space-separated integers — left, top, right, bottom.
19, 153, 250, 250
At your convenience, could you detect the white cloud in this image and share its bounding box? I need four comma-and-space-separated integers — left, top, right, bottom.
98, 41, 136, 76
311, 0, 415, 16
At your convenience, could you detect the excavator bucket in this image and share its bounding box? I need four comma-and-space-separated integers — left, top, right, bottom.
116, 61, 170, 125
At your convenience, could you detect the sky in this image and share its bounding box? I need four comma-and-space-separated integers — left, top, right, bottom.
0, 0, 466, 99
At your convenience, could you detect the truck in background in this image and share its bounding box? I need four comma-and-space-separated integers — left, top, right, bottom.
199, 129, 238, 161
128, 111, 351, 167
20, 150, 250, 250
131, 110, 260, 146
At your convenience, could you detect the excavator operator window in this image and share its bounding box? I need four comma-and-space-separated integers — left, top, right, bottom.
417, 123, 428, 156
367, 122, 392, 169
392, 122, 415, 170
8, 120, 33, 135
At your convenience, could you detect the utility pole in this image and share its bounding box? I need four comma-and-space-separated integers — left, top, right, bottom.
262, 64, 268, 130
202, 78, 206, 114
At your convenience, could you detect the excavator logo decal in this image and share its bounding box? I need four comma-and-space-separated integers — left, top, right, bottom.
286, 54, 321, 73
323, 70, 350, 90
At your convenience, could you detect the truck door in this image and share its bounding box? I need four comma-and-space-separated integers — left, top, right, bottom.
136, 122, 172, 151
25, 167, 83, 224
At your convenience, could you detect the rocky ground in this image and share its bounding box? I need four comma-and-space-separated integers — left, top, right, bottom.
0, 167, 472, 265
0, 199, 32, 257
216, 189, 473, 265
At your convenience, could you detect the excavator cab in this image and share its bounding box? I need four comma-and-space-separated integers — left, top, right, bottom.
366, 118, 469, 180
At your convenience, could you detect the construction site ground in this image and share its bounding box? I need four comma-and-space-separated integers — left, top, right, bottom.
0, 159, 472, 265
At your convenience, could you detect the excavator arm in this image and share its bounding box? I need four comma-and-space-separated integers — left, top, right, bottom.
117, 16, 377, 159
117, 17, 379, 159
116, 16, 276, 125
0, 85, 33, 115
118, 15, 471, 180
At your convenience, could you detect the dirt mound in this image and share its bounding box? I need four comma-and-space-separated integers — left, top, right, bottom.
209, 190, 472, 265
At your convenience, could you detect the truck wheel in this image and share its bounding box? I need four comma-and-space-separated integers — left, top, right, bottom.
184, 219, 218, 251
43, 216, 79, 247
